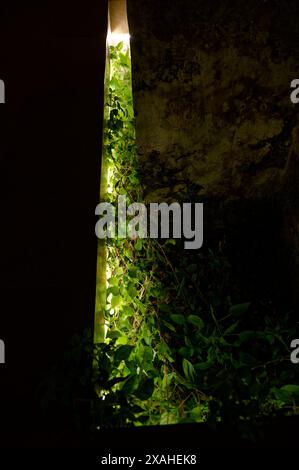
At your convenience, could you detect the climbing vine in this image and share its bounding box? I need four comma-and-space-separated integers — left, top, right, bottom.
40, 42, 299, 437
93, 42, 299, 430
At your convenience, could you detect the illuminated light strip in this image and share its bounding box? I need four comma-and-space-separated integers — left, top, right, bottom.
95, 27, 132, 343
107, 32, 130, 46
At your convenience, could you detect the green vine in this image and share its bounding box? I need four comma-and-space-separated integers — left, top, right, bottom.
93, 42, 299, 430
40, 43, 299, 437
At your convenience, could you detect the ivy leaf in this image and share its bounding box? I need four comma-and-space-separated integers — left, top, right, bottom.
162, 320, 176, 332
121, 375, 138, 395
265, 334, 275, 345
159, 303, 172, 313
108, 276, 119, 286
142, 345, 154, 363
141, 325, 152, 346
105, 376, 128, 389
111, 295, 121, 309
116, 336, 128, 346
224, 321, 239, 335
107, 329, 123, 339
170, 314, 186, 325
165, 239, 177, 246
237, 331, 256, 344
178, 346, 190, 357
281, 385, 299, 395
122, 306, 134, 317
195, 361, 213, 371
229, 303, 250, 317
127, 285, 138, 299
135, 378, 155, 400
128, 267, 138, 278
182, 358, 196, 382
189, 406, 204, 419
114, 345, 134, 364
135, 239, 143, 251
187, 315, 205, 329
271, 387, 293, 403
107, 286, 120, 296
116, 41, 124, 51
156, 342, 175, 363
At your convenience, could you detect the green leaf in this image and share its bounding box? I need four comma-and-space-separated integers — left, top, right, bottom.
156, 342, 175, 363
237, 330, 256, 344
170, 314, 186, 325
178, 347, 190, 357
135, 239, 143, 251
107, 329, 123, 339
187, 315, 205, 329
122, 306, 134, 317
114, 345, 134, 363
141, 324, 152, 346
116, 336, 128, 345
121, 375, 138, 395
266, 334, 275, 345
195, 332, 210, 345
108, 276, 119, 286
182, 358, 196, 382
162, 320, 176, 332
135, 378, 155, 400
105, 376, 127, 389
281, 385, 299, 395
229, 303, 250, 317
165, 239, 177, 246
107, 286, 120, 296
224, 321, 239, 335
195, 361, 213, 371
159, 303, 172, 313
116, 41, 124, 51
142, 345, 154, 363
189, 406, 203, 419
128, 267, 138, 278
111, 295, 121, 308
127, 285, 138, 299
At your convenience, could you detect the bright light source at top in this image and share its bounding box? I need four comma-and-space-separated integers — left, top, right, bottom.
107, 32, 130, 47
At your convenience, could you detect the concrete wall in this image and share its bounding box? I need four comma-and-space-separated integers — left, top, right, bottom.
127, 0, 299, 303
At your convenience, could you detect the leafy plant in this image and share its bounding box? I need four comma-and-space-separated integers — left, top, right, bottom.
40, 42, 299, 437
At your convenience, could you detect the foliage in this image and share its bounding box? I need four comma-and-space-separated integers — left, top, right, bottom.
104, 42, 140, 202
97, 42, 299, 431
40, 42, 299, 437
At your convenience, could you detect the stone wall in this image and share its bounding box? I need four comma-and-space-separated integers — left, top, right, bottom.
127, 0, 299, 304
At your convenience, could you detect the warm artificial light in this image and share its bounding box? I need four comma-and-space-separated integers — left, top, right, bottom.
107, 32, 130, 46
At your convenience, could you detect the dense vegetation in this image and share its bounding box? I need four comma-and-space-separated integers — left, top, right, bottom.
40, 42, 299, 437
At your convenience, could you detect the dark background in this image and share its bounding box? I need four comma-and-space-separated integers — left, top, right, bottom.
0, 0, 108, 436
0, 0, 298, 451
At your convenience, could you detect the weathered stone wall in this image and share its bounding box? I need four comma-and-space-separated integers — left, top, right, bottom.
127, 0, 299, 304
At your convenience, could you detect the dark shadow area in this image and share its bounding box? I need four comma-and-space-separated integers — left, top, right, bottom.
0, 0, 298, 450
0, 0, 107, 434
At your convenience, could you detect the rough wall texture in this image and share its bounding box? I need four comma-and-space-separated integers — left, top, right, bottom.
127, 0, 299, 303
